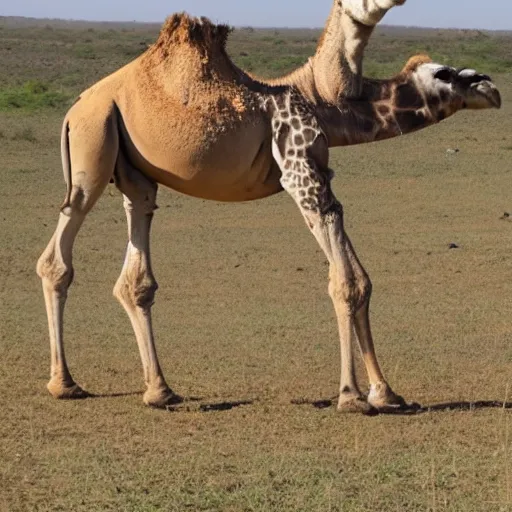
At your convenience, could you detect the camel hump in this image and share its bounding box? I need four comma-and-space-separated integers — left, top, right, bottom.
155, 12, 232, 52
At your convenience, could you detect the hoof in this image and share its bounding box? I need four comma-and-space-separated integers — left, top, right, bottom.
337, 395, 378, 416
367, 382, 410, 412
143, 387, 183, 409
47, 379, 90, 400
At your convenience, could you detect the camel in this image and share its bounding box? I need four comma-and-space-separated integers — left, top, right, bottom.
37, 0, 501, 414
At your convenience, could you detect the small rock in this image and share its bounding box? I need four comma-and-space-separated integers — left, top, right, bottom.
446, 148, 460, 155
448, 243, 459, 249
499, 212, 510, 220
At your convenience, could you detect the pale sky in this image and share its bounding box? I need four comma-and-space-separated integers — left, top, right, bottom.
0, 0, 510, 30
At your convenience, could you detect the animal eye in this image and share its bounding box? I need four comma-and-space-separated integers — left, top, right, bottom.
434, 68, 453, 83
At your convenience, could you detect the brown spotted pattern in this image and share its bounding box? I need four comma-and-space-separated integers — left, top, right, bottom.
264, 91, 335, 213
350, 56, 467, 141
368, 80, 430, 137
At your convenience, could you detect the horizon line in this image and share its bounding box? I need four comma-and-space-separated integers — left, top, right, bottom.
1, 15, 511, 33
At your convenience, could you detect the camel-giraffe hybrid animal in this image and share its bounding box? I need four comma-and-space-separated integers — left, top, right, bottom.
37, 7, 501, 413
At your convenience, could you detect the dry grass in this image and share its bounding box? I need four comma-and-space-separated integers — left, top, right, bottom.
0, 18, 511, 512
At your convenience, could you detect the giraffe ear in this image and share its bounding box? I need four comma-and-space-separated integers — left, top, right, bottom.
433, 68, 453, 83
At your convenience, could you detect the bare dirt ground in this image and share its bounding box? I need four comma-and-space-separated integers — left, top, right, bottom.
0, 17, 511, 512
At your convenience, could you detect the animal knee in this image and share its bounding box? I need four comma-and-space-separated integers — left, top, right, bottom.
328, 275, 349, 304
36, 247, 74, 295
358, 275, 372, 309
133, 275, 158, 308
328, 272, 372, 312
114, 261, 158, 309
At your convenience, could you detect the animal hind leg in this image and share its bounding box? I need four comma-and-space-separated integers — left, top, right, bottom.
37, 108, 118, 399
113, 154, 181, 408
37, 209, 90, 399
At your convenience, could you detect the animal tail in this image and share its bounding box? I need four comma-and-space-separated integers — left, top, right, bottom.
60, 120, 73, 216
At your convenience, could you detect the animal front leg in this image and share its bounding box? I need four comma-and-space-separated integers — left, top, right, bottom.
269, 92, 410, 413
297, 187, 406, 413
340, 235, 409, 409
275, 153, 373, 412
270, 102, 375, 413
309, 202, 376, 414
353, 300, 406, 410
324, 202, 408, 411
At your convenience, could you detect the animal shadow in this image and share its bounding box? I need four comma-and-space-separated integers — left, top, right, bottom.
89, 391, 143, 399
198, 399, 254, 412
166, 397, 255, 413
85, 390, 254, 412
412, 400, 512, 415
291, 397, 512, 415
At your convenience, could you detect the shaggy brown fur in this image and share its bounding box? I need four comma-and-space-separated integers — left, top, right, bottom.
316, 0, 339, 51
151, 13, 231, 60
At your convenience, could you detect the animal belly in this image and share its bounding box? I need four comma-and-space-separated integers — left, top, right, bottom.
147, 159, 282, 202
124, 124, 282, 202
117, 84, 282, 201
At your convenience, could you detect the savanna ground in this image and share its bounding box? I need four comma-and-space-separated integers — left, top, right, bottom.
0, 15, 511, 512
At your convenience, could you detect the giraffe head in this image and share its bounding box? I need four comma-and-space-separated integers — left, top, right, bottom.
321, 54, 501, 146
410, 58, 502, 115
343, 0, 407, 26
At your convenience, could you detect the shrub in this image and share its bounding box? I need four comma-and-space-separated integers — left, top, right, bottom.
0, 81, 70, 111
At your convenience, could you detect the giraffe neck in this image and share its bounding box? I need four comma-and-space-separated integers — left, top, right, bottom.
318, 76, 459, 147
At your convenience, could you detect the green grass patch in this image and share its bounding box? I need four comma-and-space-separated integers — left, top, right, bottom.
73, 43, 97, 59
0, 80, 71, 111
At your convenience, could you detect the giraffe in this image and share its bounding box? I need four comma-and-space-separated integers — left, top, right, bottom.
265, 54, 500, 411
36, 8, 501, 413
